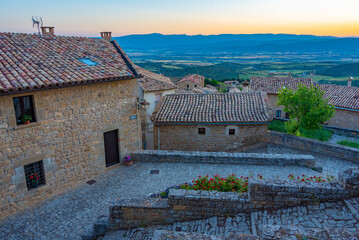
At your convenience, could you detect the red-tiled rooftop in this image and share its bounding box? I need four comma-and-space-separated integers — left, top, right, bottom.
134, 66, 176, 92
151, 92, 272, 124
177, 74, 204, 85
249, 77, 313, 94
315, 84, 359, 110
0, 32, 137, 94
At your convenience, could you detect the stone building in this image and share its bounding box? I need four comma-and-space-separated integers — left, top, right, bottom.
135, 66, 176, 149
249, 76, 359, 131
176, 74, 205, 91
151, 92, 272, 152
0, 30, 142, 218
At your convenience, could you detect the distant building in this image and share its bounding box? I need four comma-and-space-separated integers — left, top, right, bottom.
151, 93, 273, 152
177, 74, 205, 91
249, 77, 359, 131
224, 80, 239, 87
136, 66, 176, 149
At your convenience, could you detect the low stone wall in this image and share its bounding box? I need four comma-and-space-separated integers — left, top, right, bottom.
131, 150, 318, 169
269, 131, 359, 162
108, 167, 359, 231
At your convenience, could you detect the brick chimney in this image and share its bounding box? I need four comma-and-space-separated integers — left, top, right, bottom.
41, 26, 55, 36
100, 32, 112, 41
348, 77, 353, 87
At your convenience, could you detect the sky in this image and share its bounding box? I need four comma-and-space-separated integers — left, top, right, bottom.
1, 0, 359, 37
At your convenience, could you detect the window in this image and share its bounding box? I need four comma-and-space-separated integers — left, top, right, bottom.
24, 160, 46, 190
229, 129, 235, 135
275, 110, 282, 117
78, 58, 98, 66
285, 113, 290, 119
198, 128, 205, 134
13, 96, 36, 125
195, 85, 197, 88
186, 85, 189, 91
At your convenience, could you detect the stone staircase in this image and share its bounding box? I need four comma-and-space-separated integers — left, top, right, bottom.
96, 198, 359, 240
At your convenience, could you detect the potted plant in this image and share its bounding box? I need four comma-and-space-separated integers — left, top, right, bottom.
123, 155, 133, 166
21, 115, 32, 124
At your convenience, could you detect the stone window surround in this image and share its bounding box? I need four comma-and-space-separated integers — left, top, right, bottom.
228, 129, 235, 135
276, 109, 282, 117
3, 92, 45, 130
11, 154, 56, 192
225, 125, 239, 136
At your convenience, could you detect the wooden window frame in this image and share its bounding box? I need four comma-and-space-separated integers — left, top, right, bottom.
13, 95, 36, 125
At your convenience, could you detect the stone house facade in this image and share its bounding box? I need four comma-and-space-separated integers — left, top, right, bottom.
176, 74, 205, 91
0, 30, 142, 219
135, 66, 176, 149
249, 77, 359, 131
151, 93, 272, 152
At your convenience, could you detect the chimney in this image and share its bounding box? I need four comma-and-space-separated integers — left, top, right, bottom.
242, 80, 249, 92
288, 72, 292, 77
348, 77, 353, 87
100, 32, 112, 41
41, 26, 55, 36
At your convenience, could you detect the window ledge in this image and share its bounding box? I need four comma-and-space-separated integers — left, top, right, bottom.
13, 122, 42, 130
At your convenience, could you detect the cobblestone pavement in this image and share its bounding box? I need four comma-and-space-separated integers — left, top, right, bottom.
104, 198, 359, 239
0, 145, 358, 240
329, 134, 359, 145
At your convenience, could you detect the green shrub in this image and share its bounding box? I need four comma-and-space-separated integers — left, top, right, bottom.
337, 140, 359, 149
269, 120, 332, 141
268, 120, 287, 133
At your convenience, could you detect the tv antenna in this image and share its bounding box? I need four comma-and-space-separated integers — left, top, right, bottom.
32, 16, 43, 34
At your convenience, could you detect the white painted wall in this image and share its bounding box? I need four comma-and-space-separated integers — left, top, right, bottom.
143, 89, 175, 149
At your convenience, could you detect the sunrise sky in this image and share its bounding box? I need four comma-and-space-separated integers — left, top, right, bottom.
1, 0, 358, 37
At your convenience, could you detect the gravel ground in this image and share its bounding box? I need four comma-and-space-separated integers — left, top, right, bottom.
0, 145, 357, 240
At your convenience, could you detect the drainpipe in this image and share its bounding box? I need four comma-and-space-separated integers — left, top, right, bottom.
157, 125, 160, 150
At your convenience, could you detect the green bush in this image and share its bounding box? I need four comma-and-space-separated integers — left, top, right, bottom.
269, 120, 332, 141
268, 120, 287, 133
337, 140, 359, 149
180, 174, 254, 193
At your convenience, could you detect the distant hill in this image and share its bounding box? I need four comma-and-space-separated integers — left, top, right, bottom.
317, 62, 359, 77
115, 33, 335, 50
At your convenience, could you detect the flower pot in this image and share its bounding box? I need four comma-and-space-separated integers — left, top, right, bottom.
125, 160, 133, 166
24, 121, 30, 124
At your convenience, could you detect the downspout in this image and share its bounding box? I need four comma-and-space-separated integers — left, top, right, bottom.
157, 125, 160, 150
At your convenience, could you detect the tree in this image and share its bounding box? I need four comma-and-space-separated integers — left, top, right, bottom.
277, 84, 335, 135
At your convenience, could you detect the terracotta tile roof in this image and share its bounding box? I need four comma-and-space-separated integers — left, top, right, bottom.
177, 74, 204, 85
151, 92, 272, 124
134, 66, 176, 92
249, 77, 313, 94
0, 32, 138, 94
315, 84, 359, 110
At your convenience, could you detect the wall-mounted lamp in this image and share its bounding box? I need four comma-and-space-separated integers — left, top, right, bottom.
137, 98, 150, 110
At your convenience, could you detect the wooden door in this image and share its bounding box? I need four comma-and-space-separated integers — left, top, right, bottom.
104, 130, 120, 167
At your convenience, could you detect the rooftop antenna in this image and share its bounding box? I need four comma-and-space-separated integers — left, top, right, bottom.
32, 16, 43, 34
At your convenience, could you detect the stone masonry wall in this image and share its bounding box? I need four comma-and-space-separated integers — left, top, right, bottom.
131, 150, 318, 169
269, 131, 359, 162
0, 79, 141, 219
109, 168, 359, 230
153, 124, 269, 151
177, 80, 204, 91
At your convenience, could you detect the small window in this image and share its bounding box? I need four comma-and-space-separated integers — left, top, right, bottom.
275, 110, 282, 117
195, 85, 197, 88
13, 96, 36, 125
24, 160, 46, 190
198, 128, 205, 135
285, 113, 290, 119
229, 129, 235, 135
78, 58, 98, 66
186, 84, 189, 91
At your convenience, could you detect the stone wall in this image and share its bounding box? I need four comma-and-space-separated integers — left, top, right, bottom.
0, 79, 142, 219
131, 150, 319, 169
153, 124, 269, 151
177, 80, 204, 91
108, 167, 359, 230
269, 131, 359, 162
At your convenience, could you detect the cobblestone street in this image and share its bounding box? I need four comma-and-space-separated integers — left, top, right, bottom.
0, 145, 358, 239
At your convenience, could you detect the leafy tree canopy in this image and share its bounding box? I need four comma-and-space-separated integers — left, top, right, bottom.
277, 84, 335, 135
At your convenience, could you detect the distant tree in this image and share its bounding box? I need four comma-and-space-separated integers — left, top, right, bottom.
277, 84, 336, 136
